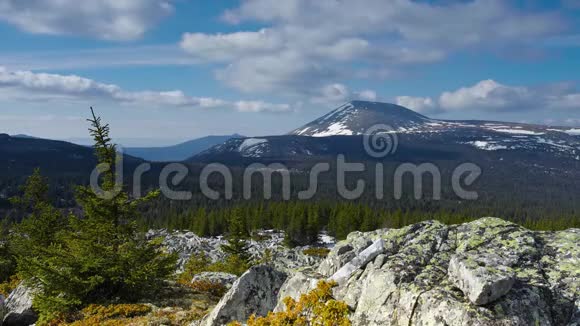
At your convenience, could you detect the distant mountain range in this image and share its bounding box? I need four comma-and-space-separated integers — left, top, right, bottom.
124, 134, 243, 162
10, 134, 38, 139
0, 133, 142, 178
4, 134, 244, 166
3, 101, 580, 207
5, 101, 580, 171
187, 101, 580, 212
192, 100, 580, 165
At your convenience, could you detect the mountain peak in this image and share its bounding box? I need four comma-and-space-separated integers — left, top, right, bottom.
290, 101, 429, 137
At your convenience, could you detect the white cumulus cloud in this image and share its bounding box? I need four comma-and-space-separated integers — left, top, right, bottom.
311, 83, 379, 105
396, 80, 580, 114
0, 66, 291, 113
357, 90, 378, 102
0, 0, 173, 40
396, 96, 437, 113
178, 0, 566, 100
181, 28, 283, 62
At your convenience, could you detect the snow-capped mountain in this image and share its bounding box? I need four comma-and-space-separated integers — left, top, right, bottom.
290, 100, 580, 158
192, 100, 580, 163
291, 101, 429, 137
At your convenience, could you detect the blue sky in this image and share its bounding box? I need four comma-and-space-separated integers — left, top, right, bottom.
0, 0, 579, 146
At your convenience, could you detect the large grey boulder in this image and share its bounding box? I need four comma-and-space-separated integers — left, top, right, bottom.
448, 253, 515, 305
201, 265, 287, 326
2, 283, 38, 326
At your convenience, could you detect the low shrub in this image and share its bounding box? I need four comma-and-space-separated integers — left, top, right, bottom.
46, 304, 152, 326
179, 253, 250, 284
251, 233, 272, 242
0, 274, 19, 297
147, 305, 208, 326
230, 280, 351, 326
207, 254, 251, 276
81, 304, 152, 319
187, 280, 228, 298
178, 253, 212, 283
302, 247, 331, 258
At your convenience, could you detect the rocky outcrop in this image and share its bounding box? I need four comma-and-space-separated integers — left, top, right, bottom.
191, 272, 238, 289
201, 265, 287, 326
148, 229, 331, 273
2, 283, 38, 326
274, 218, 579, 325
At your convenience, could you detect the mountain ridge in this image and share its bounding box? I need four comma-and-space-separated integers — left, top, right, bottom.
125, 134, 243, 162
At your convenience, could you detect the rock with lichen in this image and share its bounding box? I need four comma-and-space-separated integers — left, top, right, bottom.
448, 252, 515, 305
273, 217, 579, 326
273, 269, 321, 312
200, 265, 287, 326
2, 283, 38, 326
329, 239, 385, 284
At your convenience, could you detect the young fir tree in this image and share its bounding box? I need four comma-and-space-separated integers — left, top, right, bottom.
9, 168, 67, 281
15, 108, 177, 323
221, 207, 251, 264
306, 205, 320, 244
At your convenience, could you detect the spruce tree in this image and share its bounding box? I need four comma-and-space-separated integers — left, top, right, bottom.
221, 207, 251, 263
14, 109, 177, 322
10, 168, 66, 282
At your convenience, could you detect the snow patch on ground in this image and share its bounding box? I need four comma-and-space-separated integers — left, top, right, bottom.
318, 231, 336, 248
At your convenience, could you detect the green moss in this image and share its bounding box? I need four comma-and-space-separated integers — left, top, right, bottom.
494, 303, 505, 316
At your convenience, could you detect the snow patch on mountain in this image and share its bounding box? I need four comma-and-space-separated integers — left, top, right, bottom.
482, 124, 545, 135
535, 137, 575, 150
548, 128, 580, 136
238, 138, 267, 152
319, 103, 354, 123
566, 129, 580, 135
311, 122, 354, 137
492, 128, 544, 135
237, 138, 269, 157
467, 141, 508, 151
